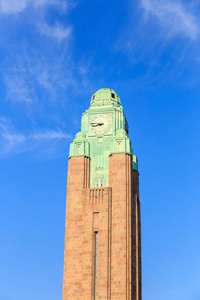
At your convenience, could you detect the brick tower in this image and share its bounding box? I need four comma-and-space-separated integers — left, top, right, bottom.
62, 88, 141, 300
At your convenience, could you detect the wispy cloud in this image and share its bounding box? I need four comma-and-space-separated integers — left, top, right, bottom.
2, 40, 93, 105
2, 44, 75, 103
0, 0, 28, 14
113, 0, 200, 89
0, 117, 72, 156
3, 71, 34, 103
0, 0, 85, 103
0, 0, 68, 14
140, 0, 200, 40
38, 22, 72, 41
31, 131, 72, 140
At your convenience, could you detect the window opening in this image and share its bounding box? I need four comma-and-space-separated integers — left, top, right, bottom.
94, 232, 98, 300
111, 93, 115, 99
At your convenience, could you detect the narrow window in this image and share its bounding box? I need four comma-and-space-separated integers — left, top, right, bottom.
93, 95, 95, 100
94, 232, 98, 300
111, 93, 115, 99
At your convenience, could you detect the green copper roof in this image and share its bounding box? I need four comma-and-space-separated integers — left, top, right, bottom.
69, 88, 138, 187
90, 88, 121, 108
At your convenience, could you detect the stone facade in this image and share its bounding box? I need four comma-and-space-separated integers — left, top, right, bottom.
62, 154, 141, 300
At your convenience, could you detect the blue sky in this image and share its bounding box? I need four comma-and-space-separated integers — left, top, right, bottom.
1, 0, 200, 299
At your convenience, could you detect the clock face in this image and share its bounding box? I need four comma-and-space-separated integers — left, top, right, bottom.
89, 114, 112, 135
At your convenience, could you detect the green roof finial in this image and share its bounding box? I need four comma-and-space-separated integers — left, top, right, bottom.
90, 88, 121, 108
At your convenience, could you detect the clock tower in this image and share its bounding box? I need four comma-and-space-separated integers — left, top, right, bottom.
63, 88, 141, 300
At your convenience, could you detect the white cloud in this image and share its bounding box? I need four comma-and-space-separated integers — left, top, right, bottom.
3, 73, 33, 103
0, 0, 28, 14
2, 43, 90, 105
31, 131, 72, 140
0, 117, 72, 156
2, 45, 75, 103
0, 0, 67, 14
38, 22, 72, 41
140, 0, 200, 39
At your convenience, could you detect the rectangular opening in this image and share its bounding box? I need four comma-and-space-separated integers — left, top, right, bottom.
94, 232, 98, 300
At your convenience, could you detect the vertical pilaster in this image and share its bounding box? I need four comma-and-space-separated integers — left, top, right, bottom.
62, 156, 90, 300
109, 153, 141, 300
109, 153, 131, 299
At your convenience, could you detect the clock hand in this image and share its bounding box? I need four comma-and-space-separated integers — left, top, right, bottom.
91, 122, 104, 127
91, 122, 99, 127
